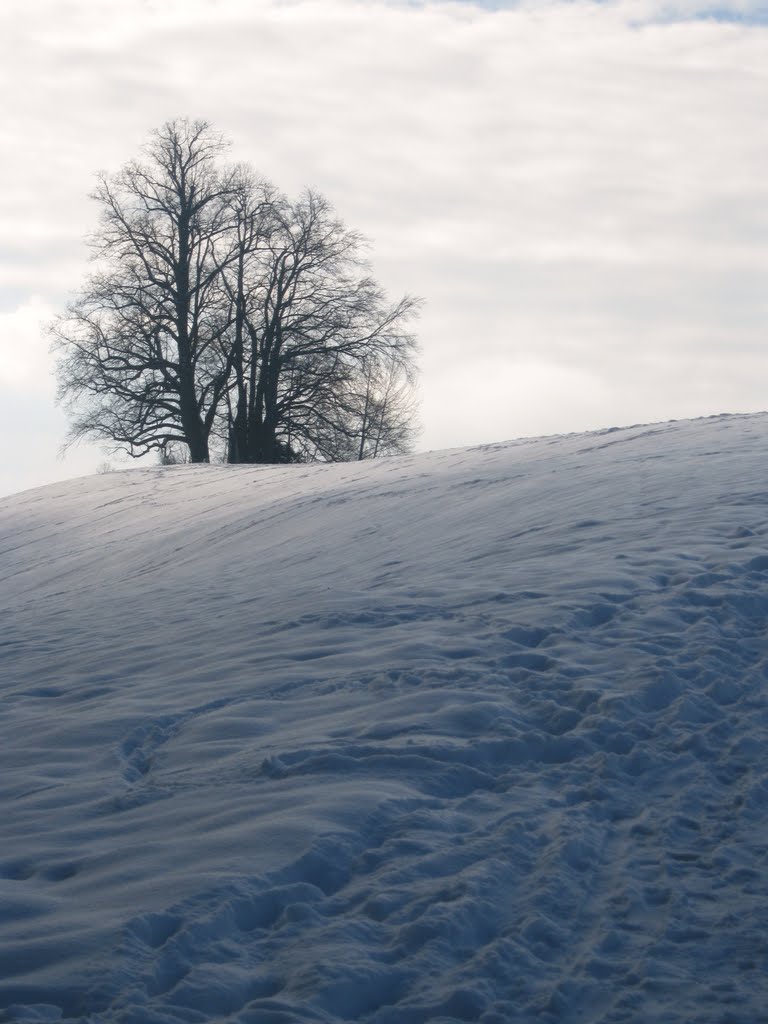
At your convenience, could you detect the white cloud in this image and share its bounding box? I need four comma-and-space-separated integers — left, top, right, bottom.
1, 0, 767, 493
0, 297, 116, 496
0, 297, 57, 390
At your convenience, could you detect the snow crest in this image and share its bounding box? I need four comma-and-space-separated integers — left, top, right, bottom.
1, 414, 767, 1022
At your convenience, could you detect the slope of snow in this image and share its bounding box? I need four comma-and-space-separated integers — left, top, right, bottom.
1, 413, 767, 1023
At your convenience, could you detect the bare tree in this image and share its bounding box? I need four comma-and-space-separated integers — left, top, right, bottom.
353, 355, 420, 460
53, 119, 240, 462
223, 189, 420, 463
54, 119, 420, 466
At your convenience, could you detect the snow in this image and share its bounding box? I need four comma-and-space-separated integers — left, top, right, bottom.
1, 412, 767, 1023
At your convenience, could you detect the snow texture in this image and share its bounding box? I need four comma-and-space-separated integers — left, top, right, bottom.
1, 413, 767, 1023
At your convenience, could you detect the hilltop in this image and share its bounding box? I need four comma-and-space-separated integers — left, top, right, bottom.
1, 414, 767, 1023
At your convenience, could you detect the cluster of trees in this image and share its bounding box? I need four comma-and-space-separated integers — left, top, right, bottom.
53, 119, 420, 464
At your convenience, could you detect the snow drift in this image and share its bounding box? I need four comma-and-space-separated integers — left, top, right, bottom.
1, 414, 767, 1023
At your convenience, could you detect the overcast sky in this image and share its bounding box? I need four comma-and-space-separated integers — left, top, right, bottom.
2, 0, 767, 495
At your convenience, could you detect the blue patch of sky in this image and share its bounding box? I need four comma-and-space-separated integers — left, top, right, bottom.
407, 0, 768, 24
647, 3, 768, 24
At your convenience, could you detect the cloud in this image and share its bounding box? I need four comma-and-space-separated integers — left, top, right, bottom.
0, 297, 57, 391
1, 0, 767, 491
0, 297, 112, 496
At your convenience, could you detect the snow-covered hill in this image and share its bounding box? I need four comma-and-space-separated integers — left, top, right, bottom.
1, 414, 767, 1024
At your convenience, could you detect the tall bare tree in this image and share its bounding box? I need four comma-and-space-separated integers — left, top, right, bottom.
53, 119, 240, 462
54, 119, 420, 465
223, 190, 420, 463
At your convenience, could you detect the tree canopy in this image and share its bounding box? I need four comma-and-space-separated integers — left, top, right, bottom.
53, 119, 420, 464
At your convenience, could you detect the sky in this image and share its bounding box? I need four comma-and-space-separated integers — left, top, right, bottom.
1, 0, 767, 496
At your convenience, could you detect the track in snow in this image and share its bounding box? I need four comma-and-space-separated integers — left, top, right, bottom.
0, 413, 767, 1022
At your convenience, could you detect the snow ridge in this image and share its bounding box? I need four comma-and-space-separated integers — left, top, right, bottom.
1, 414, 767, 1023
